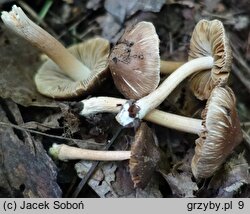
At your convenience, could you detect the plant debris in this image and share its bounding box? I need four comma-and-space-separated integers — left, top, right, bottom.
0, 0, 249, 198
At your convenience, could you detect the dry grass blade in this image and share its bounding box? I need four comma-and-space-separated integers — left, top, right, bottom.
18, 0, 58, 38
242, 129, 250, 151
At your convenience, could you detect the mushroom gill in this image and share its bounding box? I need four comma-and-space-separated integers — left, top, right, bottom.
191, 86, 242, 178
35, 37, 110, 99
189, 19, 233, 100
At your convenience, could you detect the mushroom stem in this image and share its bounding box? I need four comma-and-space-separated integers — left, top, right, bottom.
160, 60, 185, 74
78, 97, 202, 134
116, 56, 214, 126
146, 109, 202, 134
49, 143, 131, 161
1, 5, 91, 81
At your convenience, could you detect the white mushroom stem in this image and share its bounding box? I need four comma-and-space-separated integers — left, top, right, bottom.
49, 143, 131, 161
1, 5, 91, 81
79, 97, 202, 134
116, 56, 214, 126
160, 60, 185, 74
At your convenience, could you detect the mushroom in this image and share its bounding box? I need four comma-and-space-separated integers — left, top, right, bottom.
1, 5, 110, 99
115, 19, 231, 127
189, 19, 232, 100
35, 37, 110, 98
109, 21, 185, 99
49, 122, 164, 188
75, 97, 202, 134
74, 85, 242, 178
191, 86, 242, 178
109, 21, 160, 99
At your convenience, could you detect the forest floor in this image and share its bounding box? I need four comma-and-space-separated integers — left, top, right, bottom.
0, 0, 249, 198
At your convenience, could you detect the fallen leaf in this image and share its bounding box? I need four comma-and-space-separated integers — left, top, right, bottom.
208, 153, 250, 197
0, 0, 14, 3
162, 171, 198, 197
135, 177, 163, 198
75, 161, 118, 198
111, 162, 135, 197
96, 14, 123, 43
104, 0, 165, 23
0, 24, 59, 107
0, 104, 61, 197
86, 0, 103, 10
204, 0, 221, 12
111, 162, 162, 198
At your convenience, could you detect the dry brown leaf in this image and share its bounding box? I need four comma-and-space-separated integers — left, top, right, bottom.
134, 178, 163, 198
162, 171, 198, 197
208, 153, 250, 197
0, 104, 61, 197
0, 24, 59, 108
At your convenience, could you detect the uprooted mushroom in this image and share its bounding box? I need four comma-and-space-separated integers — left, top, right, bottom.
1, 5, 110, 99
188, 19, 232, 100
74, 85, 242, 178
50, 122, 168, 188
67, 19, 241, 179
1, 7, 184, 100
115, 19, 232, 127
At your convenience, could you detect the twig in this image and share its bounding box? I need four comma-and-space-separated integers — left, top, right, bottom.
230, 37, 250, 93
71, 126, 123, 197
169, 32, 173, 55
232, 48, 250, 73
242, 130, 250, 151
0, 121, 103, 147
79, 25, 100, 40
246, 32, 250, 60
58, 14, 89, 39
202, 10, 245, 20
241, 122, 250, 127
232, 64, 250, 94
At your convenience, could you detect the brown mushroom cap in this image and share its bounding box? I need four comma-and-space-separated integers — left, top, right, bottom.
129, 122, 161, 189
191, 86, 242, 178
189, 19, 232, 100
35, 37, 110, 99
109, 21, 160, 99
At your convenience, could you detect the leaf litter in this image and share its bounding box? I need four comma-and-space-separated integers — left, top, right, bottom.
0, 0, 250, 198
